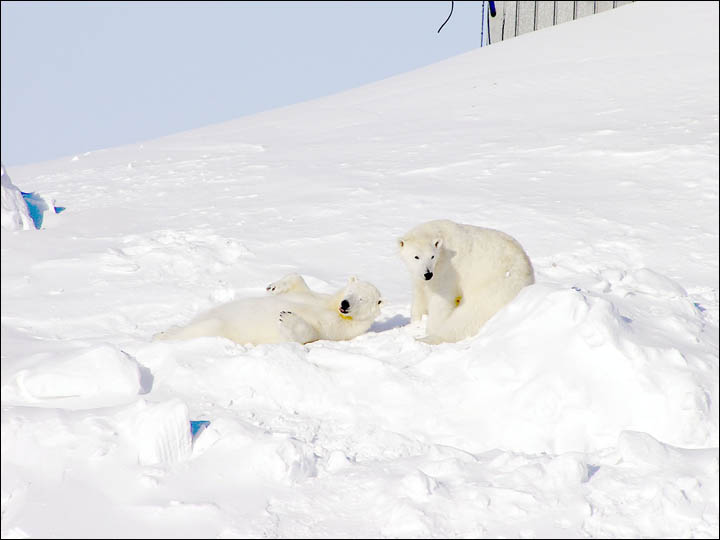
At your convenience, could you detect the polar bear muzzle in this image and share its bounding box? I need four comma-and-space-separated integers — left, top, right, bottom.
338, 299, 353, 320
424, 272, 434, 281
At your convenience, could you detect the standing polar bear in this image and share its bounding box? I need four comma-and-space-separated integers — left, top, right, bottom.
155, 274, 383, 345
398, 219, 534, 344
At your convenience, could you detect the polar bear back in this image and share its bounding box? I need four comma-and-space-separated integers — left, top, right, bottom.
408, 219, 534, 288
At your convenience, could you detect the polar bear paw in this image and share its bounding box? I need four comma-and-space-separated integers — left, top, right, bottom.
278, 310, 294, 324
266, 273, 307, 295
418, 334, 443, 345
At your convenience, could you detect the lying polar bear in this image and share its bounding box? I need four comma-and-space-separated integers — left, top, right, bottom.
398, 219, 534, 344
155, 274, 383, 345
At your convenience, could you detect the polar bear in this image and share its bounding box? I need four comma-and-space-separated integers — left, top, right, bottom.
155, 274, 383, 345
397, 219, 534, 344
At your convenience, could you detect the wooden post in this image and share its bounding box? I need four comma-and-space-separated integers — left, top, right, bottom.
575, 0, 596, 18
516, 1, 536, 35
536, 1, 555, 30
484, 0, 632, 44
555, 1, 575, 24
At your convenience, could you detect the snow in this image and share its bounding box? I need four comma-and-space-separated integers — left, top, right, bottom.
1, 163, 63, 231
1, 164, 32, 231
2, 343, 145, 409
1, 1, 718, 537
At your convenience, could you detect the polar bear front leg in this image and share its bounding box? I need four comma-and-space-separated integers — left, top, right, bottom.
266, 273, 310, 295
410, 282, 429, 322
278, 310, 320, 344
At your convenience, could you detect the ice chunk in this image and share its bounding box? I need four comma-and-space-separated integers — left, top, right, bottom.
1, 163, 33, 231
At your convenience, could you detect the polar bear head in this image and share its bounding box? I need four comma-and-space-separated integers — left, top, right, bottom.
338, 276, 383, 321
397, 236, 443, 282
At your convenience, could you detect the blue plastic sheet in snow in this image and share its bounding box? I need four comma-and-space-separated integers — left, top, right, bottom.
190, 420, 211, 440
21, 191, 65, 229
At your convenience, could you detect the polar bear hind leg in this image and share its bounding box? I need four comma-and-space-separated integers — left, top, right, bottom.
153, 317, 224, 341
426, 278, 524, 343
424, 303, 488, 343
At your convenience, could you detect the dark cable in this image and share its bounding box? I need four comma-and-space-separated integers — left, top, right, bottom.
481, 1, 486, 45
501, 0, 506, 40
437, 1, 454, 33
487, 2, 492, 45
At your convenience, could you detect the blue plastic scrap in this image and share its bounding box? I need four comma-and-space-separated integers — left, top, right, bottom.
190, 420, 211, 440
21, 191, 65, 229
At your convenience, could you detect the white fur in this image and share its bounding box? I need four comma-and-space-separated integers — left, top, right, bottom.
155, 274, 383, 345
398, 219, 534, 343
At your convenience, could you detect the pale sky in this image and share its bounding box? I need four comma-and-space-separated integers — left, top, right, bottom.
1, 1, 488, 166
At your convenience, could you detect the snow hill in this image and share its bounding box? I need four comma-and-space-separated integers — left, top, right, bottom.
1, 1, 718, 537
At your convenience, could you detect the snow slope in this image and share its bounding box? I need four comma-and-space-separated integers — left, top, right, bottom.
2, 1, 718, 537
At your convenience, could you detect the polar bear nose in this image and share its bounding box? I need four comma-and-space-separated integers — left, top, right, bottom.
424, 272, 433, 281
340, 299, 350, 312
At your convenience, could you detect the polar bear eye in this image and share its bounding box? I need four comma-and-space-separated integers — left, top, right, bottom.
431, 255, 434, 259
377, 300, 382, 305
414, 256, 420, 260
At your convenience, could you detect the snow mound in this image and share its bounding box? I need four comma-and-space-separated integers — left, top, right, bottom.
464, 278, 716, 453
134, 267, 716, 462
119, 399, 193, 465
582, 430, 720, 537
1, 163, 33, 231
1, 344, 146, 409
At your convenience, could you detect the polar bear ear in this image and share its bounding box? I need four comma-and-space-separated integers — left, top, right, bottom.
348, 275, 358, 283
397, 238, 405, 248
433, 238, 443, 249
